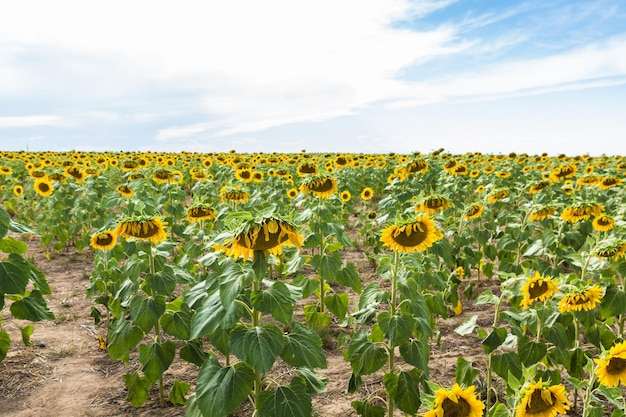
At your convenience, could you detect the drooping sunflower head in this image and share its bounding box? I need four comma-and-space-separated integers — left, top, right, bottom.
415, 196, 452, 214
90, 230, 117, 251
380, 215, 444, 253
114, 216, 167, 245
530, 181, 552, 195
64, 166, 86, 183
549, 164, 577, 182
487, 189, 509, 203
592, 215, 615, 232
404, 160, 428, 175
516, 379, 570, 417
424, 384, 485, 417
520, 272, 558, 309
558, 285, 603, 313
464, 203, 484, 221
599, 176, 622, 190
33, 178, 54, 197
299, 175, 338, 199
220, 185, 249, 204
216, 216, 304, 261
595, 341, 626, 388
118, 184, 133, 198
297, 162, 318, 176
561, 203, 604, 223
529, 206, 557, 222
152, 169, 177, 184
187, 204, 216, 223
595, 239, 626, 260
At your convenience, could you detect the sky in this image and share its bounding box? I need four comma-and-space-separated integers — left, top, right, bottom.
1, 0, 625, 156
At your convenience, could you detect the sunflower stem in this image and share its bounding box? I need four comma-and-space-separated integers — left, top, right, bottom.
535, 311, 542, 343
387, 250, 400, 417
149, 248, 165, 409
581, 365, 596, 417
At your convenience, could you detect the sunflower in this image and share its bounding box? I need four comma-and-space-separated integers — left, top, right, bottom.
424, 384, 484, 417
560, 203, 604, 223
300, 176, 338, 199
558, 285, 603, 313
64, 166, 86, 183
0, 166, 12, 175
115, 216, 167, 244
252, 171, 264, 182
487, 189, 509, 203
520, 272, 558, 309
516, 379, 569, 417
235, 168, 254, 183
599, 177, 622, 190
464, 204, 484, 220
287, 188, 298, 199
595, 240, 626, 260
367, 211, 377, 220
13, 184, 23, 197
528, 206, 556, 222
595, 341, 626, 387
415, 196, 452, 214
496, 171, 511, 179
121, 160, 140, 172
469, 169, 480, 178
118, 185, 133, 198
530, 181, 551, 195
34, 178, 54, 197
360, 187, 374, 201
220, 185, 249, 204
592, 215, 615, 232
577, 176, 601, 188
380, 215, 443, 253
404, 160, 428, 175
548, 164, 577, 182
215, 217, 304, 261
152, 169, 177, 184
297, 162, 318, 176
340, 190, 351, 203
452, 164, 469, 175
90, 230, 117, 250
187, 204, 216, 223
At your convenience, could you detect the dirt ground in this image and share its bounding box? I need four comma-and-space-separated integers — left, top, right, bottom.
0, 239, 495, 417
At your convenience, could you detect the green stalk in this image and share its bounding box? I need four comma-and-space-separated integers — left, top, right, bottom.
252, 254, 264, 415
149, 248, 165, 408
387, 250, 400, 417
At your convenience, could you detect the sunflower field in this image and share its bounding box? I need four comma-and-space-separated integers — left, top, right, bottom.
1, 149, 626, 417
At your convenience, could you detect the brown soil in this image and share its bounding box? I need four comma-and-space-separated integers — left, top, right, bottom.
0, 238, 495, 417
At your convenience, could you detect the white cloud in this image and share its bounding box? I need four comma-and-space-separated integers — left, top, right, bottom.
0, 115, 66, 128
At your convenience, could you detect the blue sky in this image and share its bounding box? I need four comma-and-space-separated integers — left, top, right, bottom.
1, 0, 625, 155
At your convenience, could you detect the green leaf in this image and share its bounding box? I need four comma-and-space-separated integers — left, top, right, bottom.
251, 281, 293, 324
161, 303, 192, 340
454, 315, 478, 336
544, 323, 569, 349
0, 208, 10, 239
351, 400, 385, 417
395, 369, 421, 414
491, 352, 522, 380
230, 323, 285, 374
358, 282, 388, 309
130, 294, 166, 333
0, 330, 10, 362
474, 289, 499, 305
108, 318, 144, 363
518, 340, 547, 366
168, 380, 190, 405
281, 322, 327, 369
323, 293, 349, 320
488, 402, 509, 417
138, 341, 176, 384
601, 284, 626, 319
144, 268, 177, 295
377, 312, 415, 345
123, 371, 151, 408
220, 262, 254, 308
335, 262, 362, 293
344, 329, 387, 376
0, 237, 28, 254
0, 254, 30, 294
399, 339, 429, 371
10, 290, 55, 321
195, 356, 255, 417
303, 304, 331, 331
20, 324, 34, 346
456, 357, 480, 387
180, 340, 209, 367
258, 377, 312, 417
190, 292, 242, 339
29, 263, 50, 295
482, 327, 508, 354
311, 252, 342, 282
297, 367, 328, 394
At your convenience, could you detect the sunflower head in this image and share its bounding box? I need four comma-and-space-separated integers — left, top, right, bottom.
380, 215, 444, 253
487, 189, 509, 203
561, 203, 604, 223
592, 215, 615, 232
340, 190, 351, 203
90, 230, 117, 251
424, 384, 484, 417
464, 204, 484, 220
287, 188, 298, 199
595, 341, 626, 387
415, 196, 452, 214
118, 185, 133, 198
299, 175, 338, 199
529, 206, 557, 222
220, 185, 249, 204
595, 239, 626, 260
13, 184, 23, 197
187, 204, 216, 223
34, 178, 54, 197
520, 272, 558, 309
114, 216, 167, 244
559, 285, 603, 313
360, 187, 374, 201
516, 379, 570, 417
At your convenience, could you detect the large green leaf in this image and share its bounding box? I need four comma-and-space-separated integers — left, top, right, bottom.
482, 327, 508, 354
399, 339, 429, 371
296, 367, 328, 394
28, 263, 50, 295
518, 340, 547, 366
144, 268, 177, 295
351, 400, 385, 417
138, 341, 176, 384
377, 312, 415, 345
230, 323, 285, 374
0, 208, 10, 239
601, 284, 626, 319
169, 380, 190, 405
108, 318, 144, 363
456, 357, 480, 387
0, 254, 30, 294
303, 304, 331, 331
454, 315, 478, 336
0, 237, 28, 254
311, 252, 342, 282
123, 371, 151, 408
0, 330, 10, 362
258, 377, 312, 417
20, 324, 34, 346
335, 262, 362, 293
219, 262, 254, 308
491, 352, 522, 380
10, 290, 54, 322
394, 370, 422, 414
130, 294, 166, 333
190, 292, 242, 339
281, 322, 327, 369
180, 340, 209, 367
345, 329, 387, 376
161, 303, 192, 340
323, 293, 349, 320
251, 281, 293, 324
195, 356, 255, 417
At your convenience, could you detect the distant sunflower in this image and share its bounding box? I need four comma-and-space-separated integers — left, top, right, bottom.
380, 215, 443, 253
487, 189, 509, 203
118, 185, 133, 198
152, 169, 176, 184
367, 211, 377, 220
252, 171, 264, 182
561, 203, 604, 223
452, 164, 468, 175
0, 166, 12, 175
415, 196, 452, 214
300, 176, 338, 199
599, 177, 622, 190
516, 379, 569, 417
496, 171, 511, 179
64, 166, 86, 183
404, 160, 428, 175
287, 188, 298, 199
592, 215, 615, 232
297, 162, 318, 176
360, 187, 374, 201
577, 176, 601, 188
529, 206, 557, 222
115, 216, 167, 245
595, 341, 626, 387
13, 184, 23, 197
530, 181, 551, 195
595, 240, 626, 260
187, 204, 216, 223
558, 285, 603, 313
469, 169, 480, 178
464, 204, 484, 220
549, 164, 577, 182
235, 168, 254, 183
520, 272, 558, 309
221, 186, 249, 204
90, 230, 117, 251
215, 217, 304, 261
34, 178, 54, 197
424, 384, 484, 417
340, 190, 351, 203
